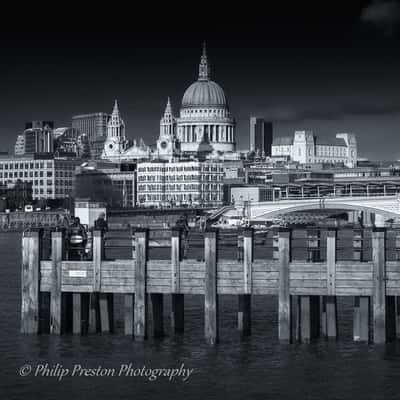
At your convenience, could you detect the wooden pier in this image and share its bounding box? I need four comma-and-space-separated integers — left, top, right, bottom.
20, 226, 400, 343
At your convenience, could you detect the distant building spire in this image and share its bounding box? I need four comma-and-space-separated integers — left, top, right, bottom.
160, 97, 175, 138
198, 41, 210, 81
165, 96, 172, 115
112, 99, 119, 115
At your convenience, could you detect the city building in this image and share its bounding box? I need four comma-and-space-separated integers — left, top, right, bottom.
74, 161, 136, 208
271, 131, 357, 167
230, 185, 274, 205
72, 112, 110, 159
14, 121, 54, 155
53, 127, 90, 158
0, 154, 81, 201
249, 117, 273, 157
176, 44, 236, 154
136, 160, 224, 207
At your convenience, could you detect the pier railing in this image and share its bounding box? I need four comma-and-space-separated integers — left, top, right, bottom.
20, 227, 400, 344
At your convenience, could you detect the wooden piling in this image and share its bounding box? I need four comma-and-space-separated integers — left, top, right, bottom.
325, 229, 337, 339
50, 231, 63, 334
278, 228, 291, 342
124, 294, 134, 335
99, 293, 113, 333
205, 229, 218, 344
238, 228, 252, 335
386, 296, 396, 341
21, 231, 40, 333
372, 228, 386, 343
171, 228, 184, 333
326, 296, 337, 339
299, 296, 311, 343
134, 229, 148, 340
151, 293, 164, 337
354, 296, 370, 341
396, 297, 400, 340
72, 293, 81, 334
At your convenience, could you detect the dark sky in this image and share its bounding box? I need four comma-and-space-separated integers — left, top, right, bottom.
1, 2, 400, 159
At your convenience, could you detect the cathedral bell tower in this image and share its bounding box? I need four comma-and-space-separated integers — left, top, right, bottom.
156, 97, 179, 159
102, 100, 128, 161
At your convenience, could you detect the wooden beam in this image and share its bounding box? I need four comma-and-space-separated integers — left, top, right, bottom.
278, 228, 291, 342
50, 231, 63, 334
204, 229, 218, 345
372, 228, 386, 343
21, 231, 40, 333
134, 229, 148, 340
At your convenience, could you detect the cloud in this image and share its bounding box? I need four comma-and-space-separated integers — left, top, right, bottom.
264, 103, 400, 122
360, 0, 400, 35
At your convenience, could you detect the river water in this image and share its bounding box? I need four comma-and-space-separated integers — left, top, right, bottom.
1, 232, 400, 399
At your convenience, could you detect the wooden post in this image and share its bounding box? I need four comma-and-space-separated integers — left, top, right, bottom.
21, 231, 40, 333
151, 293, 164, 337
298, 295, 320, 342
278, 228, 291, 342
353, 296, 361, 341
72, 293, 81, 334
81, 293, 90, 335
89, 293, 100, 333
238, 228, 252, 335
359, 297, 370, 342
204, 229, 218, 345
171, 228, 184, 333
88, 230, 102, 334
321, 296, 327, 337
386, 296, 396, 341
325, 228, 337, 339
124, 294, 134, 335
299, 296, 311, 343
124, 228, 136, 335
93, 230, 102, 292
396, 297, 400, 339
99, 293, 112, 333
134, 229, 148, 340
50, 231, 63, 334
372, 228, 386, 343
326, 296, 337, 339
354, 296, 369, 341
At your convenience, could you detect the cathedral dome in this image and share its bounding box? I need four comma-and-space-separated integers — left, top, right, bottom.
182, 80, 227, 108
